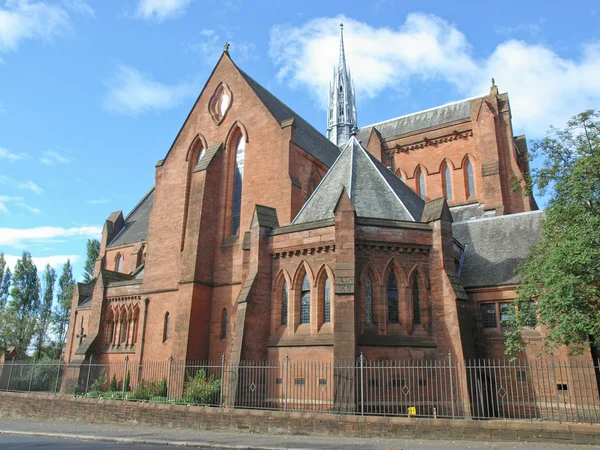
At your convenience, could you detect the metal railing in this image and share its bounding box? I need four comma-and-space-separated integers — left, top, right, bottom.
1, 354, 599, 424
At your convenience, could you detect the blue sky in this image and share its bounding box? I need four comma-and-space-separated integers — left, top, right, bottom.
0, 0, 599, 280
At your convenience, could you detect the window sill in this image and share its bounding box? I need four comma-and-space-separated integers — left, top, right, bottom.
102, 345, 136, 354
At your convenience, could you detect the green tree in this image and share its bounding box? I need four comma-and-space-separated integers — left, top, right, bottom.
4, 251, 40, 357
83, 238, 100, 283
0, 252, 13, 352
52, 259, 76, 358
34, 264, 56, 358
505, 110, 600, 355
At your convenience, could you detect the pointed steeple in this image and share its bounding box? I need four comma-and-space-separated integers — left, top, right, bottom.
326, 23, 357, 147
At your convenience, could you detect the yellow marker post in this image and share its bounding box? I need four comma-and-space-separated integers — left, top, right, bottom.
407, 406, 416, 417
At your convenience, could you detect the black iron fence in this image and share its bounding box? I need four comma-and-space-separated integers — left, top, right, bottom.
1, 354, 599, 424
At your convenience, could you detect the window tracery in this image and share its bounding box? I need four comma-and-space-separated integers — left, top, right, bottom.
230, 134, 245, 235
209, 82, 232, 124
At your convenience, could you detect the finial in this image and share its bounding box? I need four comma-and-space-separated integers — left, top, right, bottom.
340, 23, 344, 30
491, 77, 496, 87
350, 126, 358, 136
224, 42, 230, 53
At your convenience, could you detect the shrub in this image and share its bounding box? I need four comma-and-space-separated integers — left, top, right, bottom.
109, 374, 118, 392
131, 378, 168, 401
183, 369, 221, 406
124, 370, 131, 392
102, 391, 122, 400
90, 369, 108, 393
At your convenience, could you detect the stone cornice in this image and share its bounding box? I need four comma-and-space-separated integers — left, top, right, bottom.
271, 243, 336, 259
356, 240, 430, 255
385, 129, 473, 155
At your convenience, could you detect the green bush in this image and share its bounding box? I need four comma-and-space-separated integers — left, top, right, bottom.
90, 369, 108, 393
124, 370, 131, 392
149, 396, 167, 404
183, 369, 221, 406
109, 374, 118, 392
131, 378, 169, 401
101, 391, 122, 400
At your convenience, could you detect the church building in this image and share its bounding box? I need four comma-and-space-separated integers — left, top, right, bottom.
66, 25, 553, 377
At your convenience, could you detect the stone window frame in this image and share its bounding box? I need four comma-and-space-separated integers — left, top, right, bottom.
163, 312, 170, 343
359, 263, 382, 334
406, 265, 430, 334
314, 264, 335, 333
462, 155, 477, 199
291, 260, 314, 332
223, 122, 249, 239
271, 269, 292, 335
440, 159, 454, 202
115, 252, 124, 273
414, 165, 427, 201
181, 133, 207, 251
208, 82, 233, 125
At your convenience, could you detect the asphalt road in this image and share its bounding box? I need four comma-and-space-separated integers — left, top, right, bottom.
0, 433, 593, 450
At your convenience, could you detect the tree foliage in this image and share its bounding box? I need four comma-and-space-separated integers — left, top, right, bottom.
0, 252, 13, 353
4, 251, 40, 357
52, 259, 76, 358
83, 238, 100, 284
505, 110, 600, 355
35, 264, 56, 358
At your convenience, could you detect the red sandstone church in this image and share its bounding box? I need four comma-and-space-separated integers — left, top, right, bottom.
65, 27, 548, 372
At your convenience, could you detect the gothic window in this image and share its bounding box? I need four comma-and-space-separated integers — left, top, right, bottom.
412, 277, 421, 325
197, 147, 206, 164
365, 275, 373, 325
115, 253, 123, 273
219, 91, 231, 117
209, 82, 232, 124
387, 272, 399, 324
465, 160, 475, 197
415, 168, 426, 200
301, 274, 310, 324
163, 312, 170, 342
323, 277, 331, 324
221, 309, 228, 340
231, 134, 245, 235
443, 165, 453, 201
281, 282, 288, 326
136, 245, 145, 268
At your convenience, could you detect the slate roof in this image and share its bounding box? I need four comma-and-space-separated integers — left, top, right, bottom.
356, 96, 480, 143
293, 136, 425, 224
107, 188, 154, 248
452, 211, 545, 288
235, 66, 340, 167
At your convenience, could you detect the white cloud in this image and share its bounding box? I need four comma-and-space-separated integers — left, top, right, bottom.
0, 0, 73, 53
0, 195, 42, 215
188, 28, 257, 64
3, 253, 81, 271
269, 14, 600, 136
0, 146, 25, 162
103, 64, 193, 116
61, 0, 94, 17
40, 149, 70, 165
17, 180, 43, 195
0, 225, 102, 247
136, 0, 192, 22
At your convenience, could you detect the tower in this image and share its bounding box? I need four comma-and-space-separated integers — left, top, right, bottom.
326, 23, 357, 147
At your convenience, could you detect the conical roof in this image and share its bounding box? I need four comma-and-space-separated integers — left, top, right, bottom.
292, 136, 425, 224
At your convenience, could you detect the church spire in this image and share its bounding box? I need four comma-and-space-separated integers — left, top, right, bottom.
327, 23, 357, 147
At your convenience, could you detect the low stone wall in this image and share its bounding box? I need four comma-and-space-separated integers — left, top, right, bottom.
1, 392, 599, 445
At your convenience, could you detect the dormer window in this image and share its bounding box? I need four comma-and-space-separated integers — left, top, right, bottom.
209, 82, 232, 124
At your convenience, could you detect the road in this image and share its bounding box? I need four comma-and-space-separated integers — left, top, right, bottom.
0, 433, 593, 450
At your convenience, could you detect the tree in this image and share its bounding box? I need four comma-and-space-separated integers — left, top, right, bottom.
4, 251, 40, 357
83, 238, 100, 283
505, 110, 600, 355
52, 259, 76, 359
0, 252, 13, 353
34, 264, 56, 358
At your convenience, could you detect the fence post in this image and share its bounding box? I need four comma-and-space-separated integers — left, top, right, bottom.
122, 356, 129, 400
220, 354, 225, 407
85, 355, 93, 396
284, 355, 289, 411
448, 352, 456, 419
54, 360, 62, 394
551, 353, 562, 423
28, 357, 36, 392
166, 355, 173, 400
6, 359, 14, 391
359, 353, 365, 416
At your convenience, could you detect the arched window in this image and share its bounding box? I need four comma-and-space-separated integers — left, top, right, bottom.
230, 134, 245, 235
365, 275, 373, 325
115, 254, 123, 273
323, 277, 331, 324
301, 274, 310, 324
163, 312, 170, 343
443, 165, 453, 201
465, 160, 475, 197
221, 309, 228, 340
281, 282, 288, 325
219, 91, 231, 117
197, 147, 206, 164
415, 168, 426, 200
412, 277, 421, 325
387, 272, 399, 324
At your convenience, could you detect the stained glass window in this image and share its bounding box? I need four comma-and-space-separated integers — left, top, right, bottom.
221, 309, 228, 339
444, 165, 452, 201
387, 272, 399, 324
365, 275, 373, 325
231, 135, 245, 235
324, 277, 331, 323
480, 304, 497, 329
466, 160, 475, 197
418, 171, 426, 200
281, 282, 288, 325
301, 274, 311, 324
412, 277, 421, 324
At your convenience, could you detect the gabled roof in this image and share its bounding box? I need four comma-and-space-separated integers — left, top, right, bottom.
234, 65, 340, 167
452, 210, 545, 288
107, 188, 154, 248
292, 136, 424, 224
356, 95, 482, 143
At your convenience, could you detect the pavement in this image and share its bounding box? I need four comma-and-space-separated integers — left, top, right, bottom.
0, 419, 594, 450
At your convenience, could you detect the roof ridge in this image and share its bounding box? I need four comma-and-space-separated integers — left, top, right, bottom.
452, 209, 544, 226
122, 186, 155, 222
358, 93, 487, 131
